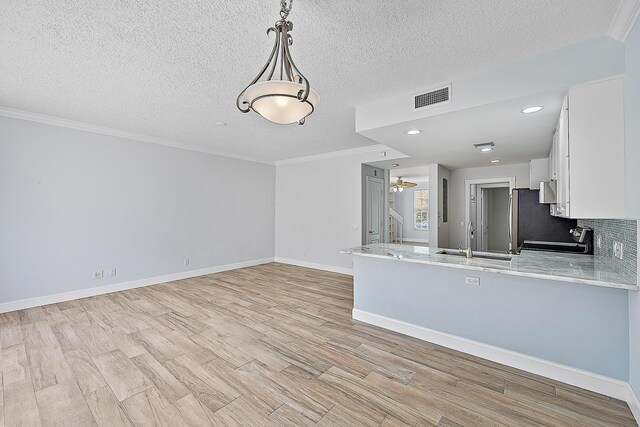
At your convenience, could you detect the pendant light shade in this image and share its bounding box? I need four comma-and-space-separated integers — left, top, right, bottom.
243, 81, 319, 125
236, 0, 317, 125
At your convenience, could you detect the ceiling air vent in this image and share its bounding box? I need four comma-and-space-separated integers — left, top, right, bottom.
413, 84, 452, 111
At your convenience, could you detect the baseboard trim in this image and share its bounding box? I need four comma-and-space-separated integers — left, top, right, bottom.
274, 257, 353, 276
352, 308, 632, 403
628, 384, 640, 423
0, 258, 275, 314
401, 239, 429, 243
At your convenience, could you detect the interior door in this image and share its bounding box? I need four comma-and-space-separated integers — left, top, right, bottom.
480, 188, 489, 251
365, 176, 385, 244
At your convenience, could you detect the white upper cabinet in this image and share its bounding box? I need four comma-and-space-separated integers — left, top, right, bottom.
551, 77, 626, 219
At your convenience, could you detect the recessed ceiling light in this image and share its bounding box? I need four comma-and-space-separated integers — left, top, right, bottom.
521, 106, 543, 114
490, 159, 501, 163
392, 163, 399, 167
215, 121, 227, 126
406, 130, 421, 135
480, 147, 493, 152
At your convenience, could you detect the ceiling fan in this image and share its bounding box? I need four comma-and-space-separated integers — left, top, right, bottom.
390, 177, 417, 193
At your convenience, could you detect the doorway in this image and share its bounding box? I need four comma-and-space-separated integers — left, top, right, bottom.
479, 186, 510, 252
365, 175, 385, 244
465, 177, 515, 252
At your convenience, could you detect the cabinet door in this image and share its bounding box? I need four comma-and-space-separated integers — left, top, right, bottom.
556, 97, 570, 217
567, 77, 625, 218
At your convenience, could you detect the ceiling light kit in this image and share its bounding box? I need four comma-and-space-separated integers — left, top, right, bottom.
237, 0, 318, 125
521, 106, 543, 114
473, 141, 495, 153
490, 159, 501, 163
390, 177, 417, 193
406, 130, 422, 135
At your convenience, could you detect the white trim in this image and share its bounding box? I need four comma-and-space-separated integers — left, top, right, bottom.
0, 107, 275, 166
352, 308, 633, 403
609, 0, 640, 41
275, 144, 388, 166
628, 384, 640, 424
0, 258, 275, 314
274, 257, 353, 276
402, 238, 430, 243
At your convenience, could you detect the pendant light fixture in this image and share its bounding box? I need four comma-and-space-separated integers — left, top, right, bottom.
236, 0, 318, 125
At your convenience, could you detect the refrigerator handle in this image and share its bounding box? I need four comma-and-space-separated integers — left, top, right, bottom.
508, 194, 513, 251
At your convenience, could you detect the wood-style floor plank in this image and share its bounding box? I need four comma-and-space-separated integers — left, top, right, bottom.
93, 350, 153, 402
85, 386, 133, 427
0, 262, 636, 426
34, 380, 96, 427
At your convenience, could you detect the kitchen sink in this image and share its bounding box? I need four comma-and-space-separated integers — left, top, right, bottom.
436, 249, 512, 261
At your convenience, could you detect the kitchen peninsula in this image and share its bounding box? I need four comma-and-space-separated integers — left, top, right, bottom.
342, 243, 637, 386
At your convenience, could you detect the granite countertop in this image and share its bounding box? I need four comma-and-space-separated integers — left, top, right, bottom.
341, 243, 638, 291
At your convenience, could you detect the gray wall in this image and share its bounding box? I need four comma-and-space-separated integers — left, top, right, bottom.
0, 116, 276, 304
353, 256, 629, 380
275, 147, 406, 273
448, 163, 530, 249
625, 18, 640, 398
394, 184, 429, 241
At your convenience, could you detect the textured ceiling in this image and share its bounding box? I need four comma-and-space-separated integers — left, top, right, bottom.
0, 0, 620, 162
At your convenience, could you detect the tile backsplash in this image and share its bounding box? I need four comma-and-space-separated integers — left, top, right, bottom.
577, 218, 638, 283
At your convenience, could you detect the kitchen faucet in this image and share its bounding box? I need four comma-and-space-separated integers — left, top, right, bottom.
459, 221, 474, 258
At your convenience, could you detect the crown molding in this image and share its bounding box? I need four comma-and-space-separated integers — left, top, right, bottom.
275, 144, 389, 166
0, 107, 275, 166
609, 0, 640, 41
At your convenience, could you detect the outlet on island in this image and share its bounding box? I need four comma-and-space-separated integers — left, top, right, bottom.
465, 276, 480, 286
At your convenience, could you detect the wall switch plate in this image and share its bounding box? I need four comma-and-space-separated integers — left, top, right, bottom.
109, 268, 117, 277
460, 221, 465, 227
465, 276, 480, 286
183, 258, 190, 266
596, 235, 602, 249
93, 270, 103, 279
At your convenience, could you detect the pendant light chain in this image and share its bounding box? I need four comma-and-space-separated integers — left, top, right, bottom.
280, 0, 293, 20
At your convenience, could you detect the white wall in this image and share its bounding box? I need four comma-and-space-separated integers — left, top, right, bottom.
428, 164, 451, 248
448, 162, 530, 249
625, 17, 640, 399
275, 148, 404, 273
0, 116, 275, 304
357, 37, 625, 133
394, 184, 429, 241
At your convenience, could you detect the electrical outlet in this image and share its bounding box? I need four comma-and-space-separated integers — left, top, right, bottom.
465, 276, 480, 286
613, 241, 624, 259
183, 258, 190, 266
93, 270, 103, 279
109, 268, 117, 277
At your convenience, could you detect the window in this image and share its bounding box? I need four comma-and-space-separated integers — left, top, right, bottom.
414, 189, 429, 230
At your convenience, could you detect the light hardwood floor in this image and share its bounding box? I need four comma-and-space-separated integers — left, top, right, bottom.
0, 262, 636, 426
